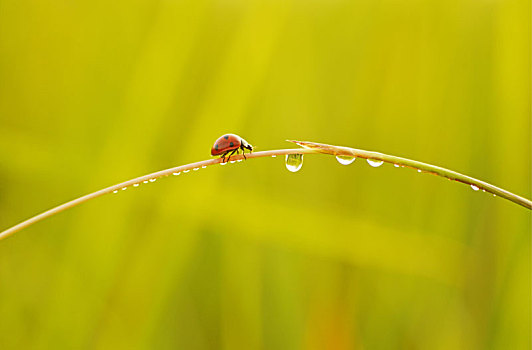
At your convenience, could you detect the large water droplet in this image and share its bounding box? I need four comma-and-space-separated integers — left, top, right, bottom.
285, 154, 303, 172
336, 155, 356, 165
367, 159, 383, 167
471, 184, 479, 191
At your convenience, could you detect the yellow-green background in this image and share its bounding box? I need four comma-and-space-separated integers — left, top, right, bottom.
0, 0, 530, 349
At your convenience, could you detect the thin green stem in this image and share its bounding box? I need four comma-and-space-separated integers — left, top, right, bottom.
288, 140, 531, 210
1, 141, 529, 241
0, 148, 317, 241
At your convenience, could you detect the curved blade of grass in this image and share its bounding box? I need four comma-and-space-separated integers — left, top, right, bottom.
288, 140, 531, 210
0, 148, 318, 241
1, 140, 529, 241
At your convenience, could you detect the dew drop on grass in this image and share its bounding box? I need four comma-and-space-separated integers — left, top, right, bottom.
122, 187, 127, 190
393, 164, 400, 168
367, 159, 383, 167
220, 162, 227, 166
201, 166, 207, 168
336, 155, 356, 165
230, 161, 236, 164
133, 183, 139, 187
471, 184, 479, 191
417, 169, 422, 173
237, 159, 243, 162
285, 154, 303, 172
143, 180, 149, 183
183, 170, 190, 173
149, 179, 156, 182
271, 155, 277, 158
193, 168, 199, 171
173, 172, 180, 175
113, 190, 118, 194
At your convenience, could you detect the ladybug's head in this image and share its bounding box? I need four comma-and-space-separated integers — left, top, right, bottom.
241, 139, 253, 152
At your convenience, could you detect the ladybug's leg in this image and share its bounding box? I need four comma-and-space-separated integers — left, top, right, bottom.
221, 151, 230, 163
240, 145, 247, 160
226, 149, 238, 162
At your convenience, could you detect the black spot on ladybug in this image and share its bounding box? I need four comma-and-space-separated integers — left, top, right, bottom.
215, 144, 219, 150
230, 142, 234, 147
224, 135, 229, 140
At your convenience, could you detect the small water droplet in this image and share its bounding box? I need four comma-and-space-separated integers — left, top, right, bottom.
271, 155, 277, 158
143, 180, 149, 183
493, 194, 496, 197
201, 166, 207, 168
230, 161, 236, 164
113, 190, 118, 194
220, 162, 227, 166
471, 184, 479, 191
183, 170, 190, 173
122, 187, 127, 190
237, 159, 243, 162
149, 179, 156, 182
285, 154, 303, 172
133, 183, 139, 187
417, 169, 422, 173
367, 159, 383, 167
193, 168, 199, 171
393, 164, 400, 168
336, 155, 356, 165
173, 172, 181, 176
482, 189, 486, 192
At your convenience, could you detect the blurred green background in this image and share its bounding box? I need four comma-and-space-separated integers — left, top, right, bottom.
0, 0, 530, 349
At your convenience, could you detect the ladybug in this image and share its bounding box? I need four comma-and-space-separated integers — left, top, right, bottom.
211, 134, 253, 162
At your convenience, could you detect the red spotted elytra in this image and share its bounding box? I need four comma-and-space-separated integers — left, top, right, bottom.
211, 134, 253, 162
